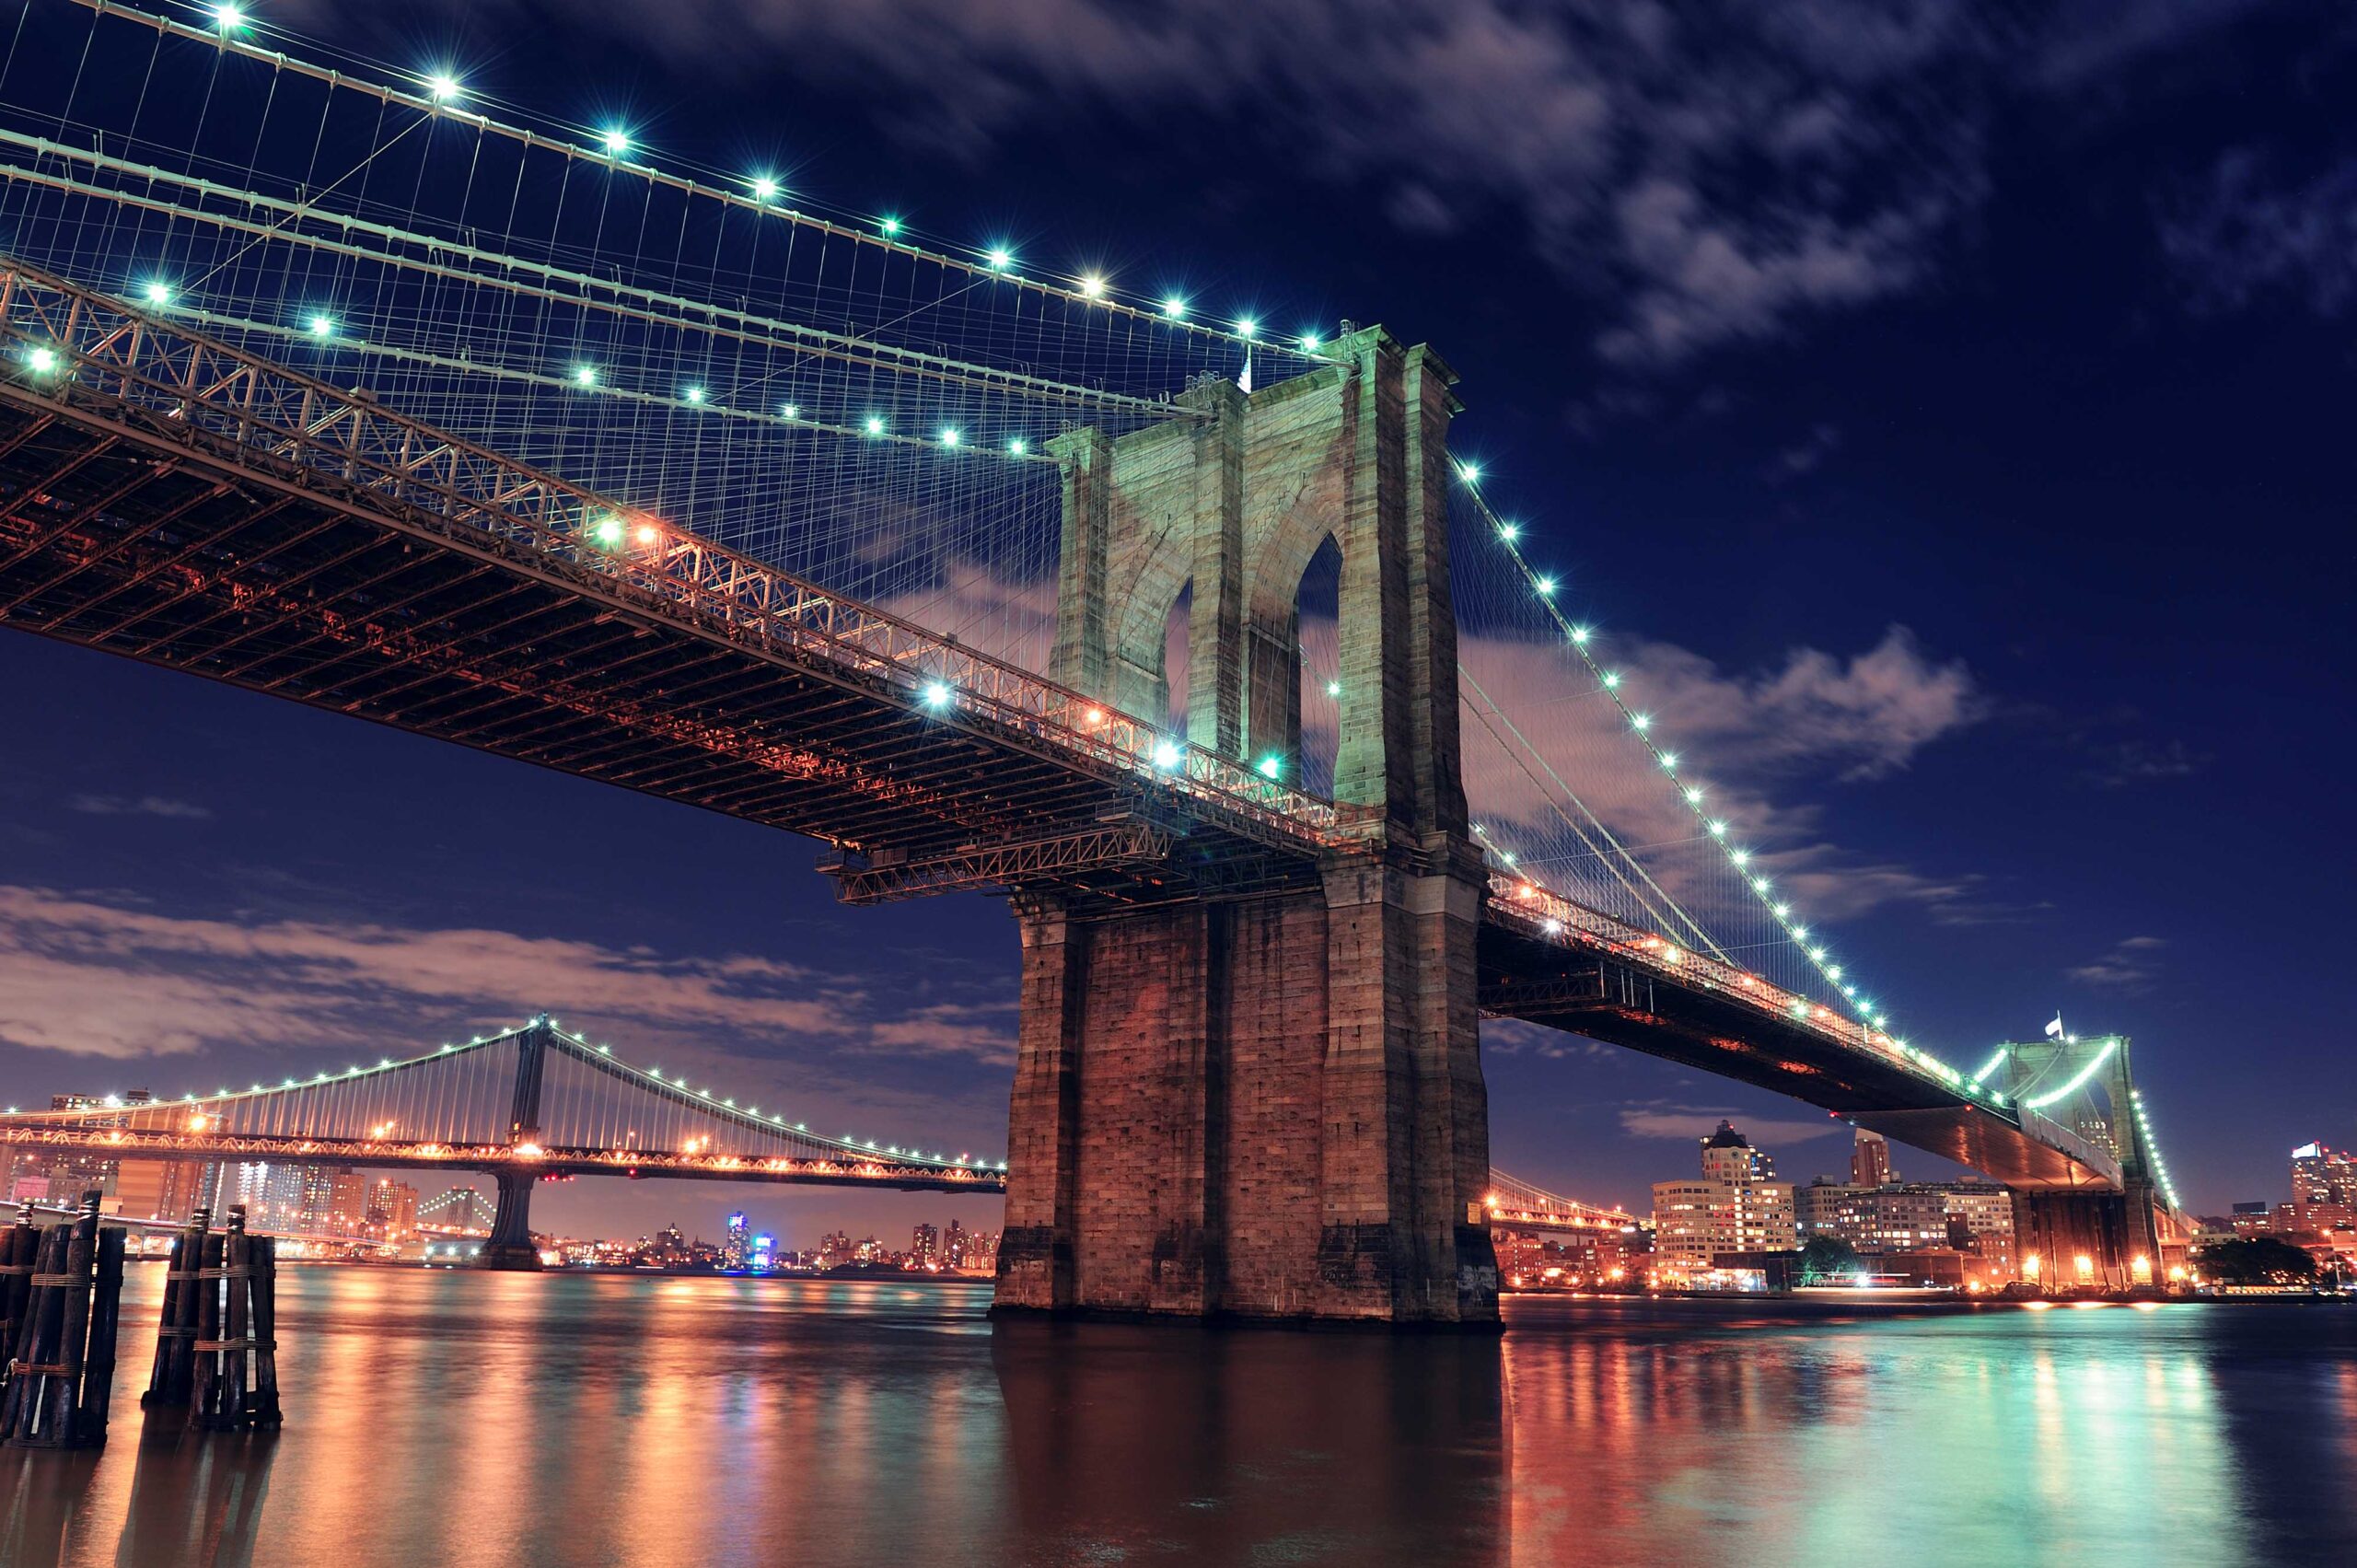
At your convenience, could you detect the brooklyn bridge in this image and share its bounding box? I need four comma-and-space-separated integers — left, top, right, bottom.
0, 1, 2189, 1321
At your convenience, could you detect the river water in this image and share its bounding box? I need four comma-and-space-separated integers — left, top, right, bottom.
2, 1267, 2351, 1566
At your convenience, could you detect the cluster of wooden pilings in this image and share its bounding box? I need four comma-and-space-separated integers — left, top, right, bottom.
0, 1192, 126, 1449
0, 1196, 284, 1452
143, 1205, 282, 1433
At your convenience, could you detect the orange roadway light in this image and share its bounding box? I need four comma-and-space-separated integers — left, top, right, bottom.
635, 523, 661, 546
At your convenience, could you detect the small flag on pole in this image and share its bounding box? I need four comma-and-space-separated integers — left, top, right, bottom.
2044, 1014, 2064, 1040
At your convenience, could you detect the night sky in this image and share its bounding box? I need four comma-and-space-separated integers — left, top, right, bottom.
2, 0, 2351, 1245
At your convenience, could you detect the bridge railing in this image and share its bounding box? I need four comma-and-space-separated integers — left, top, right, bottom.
0, 259, 1341, 854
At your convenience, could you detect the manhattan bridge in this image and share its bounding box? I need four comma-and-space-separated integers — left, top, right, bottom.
0, 1, 2189, 1319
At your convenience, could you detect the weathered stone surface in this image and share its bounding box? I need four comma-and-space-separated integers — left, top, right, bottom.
996, 327, 1497, 1326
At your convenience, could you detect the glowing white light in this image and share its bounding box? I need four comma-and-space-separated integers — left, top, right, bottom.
1571, 625, 1591, 645
922, 681, 951, 709
1659, 752, 1678, 771
1326, 679, 1341, 697
1153, 739, 1183, 769
1257, 755, 1282, 780
212, 5, 245, 31
1459, 461, 1481, 482
1708, 819, 1727, 837
574, 365, 596, 386
865, 414, 886, 436
1236, 318, 1257, 339
780, 402, 798, 419
27, 346, 58, 373
1730, 850, 1751, 865
1543, 919, 1564, 936
1536, 576, 1558, 596
1498, 523, 1519, 541
1683, 786, 1703, 804
986, 247, 1013, 270
1079, 274, 1106, 298
751, 175, 780, 199
143, 280, 172, 306
1301, 332, 1321, 351
308, 313, 335, 337
427, 74, 460, 103
1808, 946, 1828, 961
939, 427, 960, 447
1630, 713, 1652, 731
684, 386, 705, 403
600, 129, 631, 156
1772, 902, 1791, 916
1601, 672, 1621, 689
1007, 437, 1026, 454
1163, 296, 1187, 319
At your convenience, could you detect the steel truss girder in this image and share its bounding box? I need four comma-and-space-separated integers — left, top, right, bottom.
826, 821, 1179, 904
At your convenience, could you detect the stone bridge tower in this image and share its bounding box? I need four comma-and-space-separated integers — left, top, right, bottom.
993, 327, 1499, 1325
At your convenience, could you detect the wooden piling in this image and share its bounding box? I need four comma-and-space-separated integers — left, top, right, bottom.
143, 1207, 209, 1409
248, 1235, 282, 1428
190, 1228, 223, 1428
190, 1204, 279, 1433
79, 1225, 124, 1447
0, 1208, 35, 1394
0, 1191, 125, 1448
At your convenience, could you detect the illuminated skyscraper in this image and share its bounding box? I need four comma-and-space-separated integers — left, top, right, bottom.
722, 1211, 751, 1270
2291, 1143, 2357, 1233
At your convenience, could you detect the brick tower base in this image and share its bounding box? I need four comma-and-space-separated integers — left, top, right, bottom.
993, 837, 1499, 1326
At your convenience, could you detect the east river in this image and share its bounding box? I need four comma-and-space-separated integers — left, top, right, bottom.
2, 1267, 2351, 1566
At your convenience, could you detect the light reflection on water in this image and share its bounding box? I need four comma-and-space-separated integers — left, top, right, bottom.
1, 1268, 2350, 1566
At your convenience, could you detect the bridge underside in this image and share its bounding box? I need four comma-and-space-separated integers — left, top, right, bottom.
0, 389, 1292, 895
1477, 925, 2119, 1191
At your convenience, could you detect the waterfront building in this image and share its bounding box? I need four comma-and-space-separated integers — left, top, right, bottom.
911, 1223, 939, 1268
945, 1218, 969, 1269
221, 1161, 308, 1229
368, 1179, 421, 1240
2231, 1201, 2273, 1236
110, 1157, 215, 1221
1794, 1173, 2015, 1283
1652, 1121, 1795, 1282
2291, 1143, 2357, 1233
723, 1211, 751, 1270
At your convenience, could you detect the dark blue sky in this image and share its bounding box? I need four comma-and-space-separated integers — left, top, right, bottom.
3, 0, 2351, 1240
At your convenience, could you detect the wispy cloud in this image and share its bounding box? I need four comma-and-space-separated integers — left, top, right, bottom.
67, 795, 212, 820
2162, 150, 2357, 318
1616, 1101, 1842, 1145
466, 0, 2020, 366
0, 884, 1014, 1067
2067, 935, 2166, 992
2082, 736, 2211, 788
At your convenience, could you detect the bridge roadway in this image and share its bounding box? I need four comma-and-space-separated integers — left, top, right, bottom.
0, 258, 2118, 1198
0, 1123, 1004, 1195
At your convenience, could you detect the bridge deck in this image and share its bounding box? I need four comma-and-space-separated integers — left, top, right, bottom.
1477, 913, 2121, 1190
